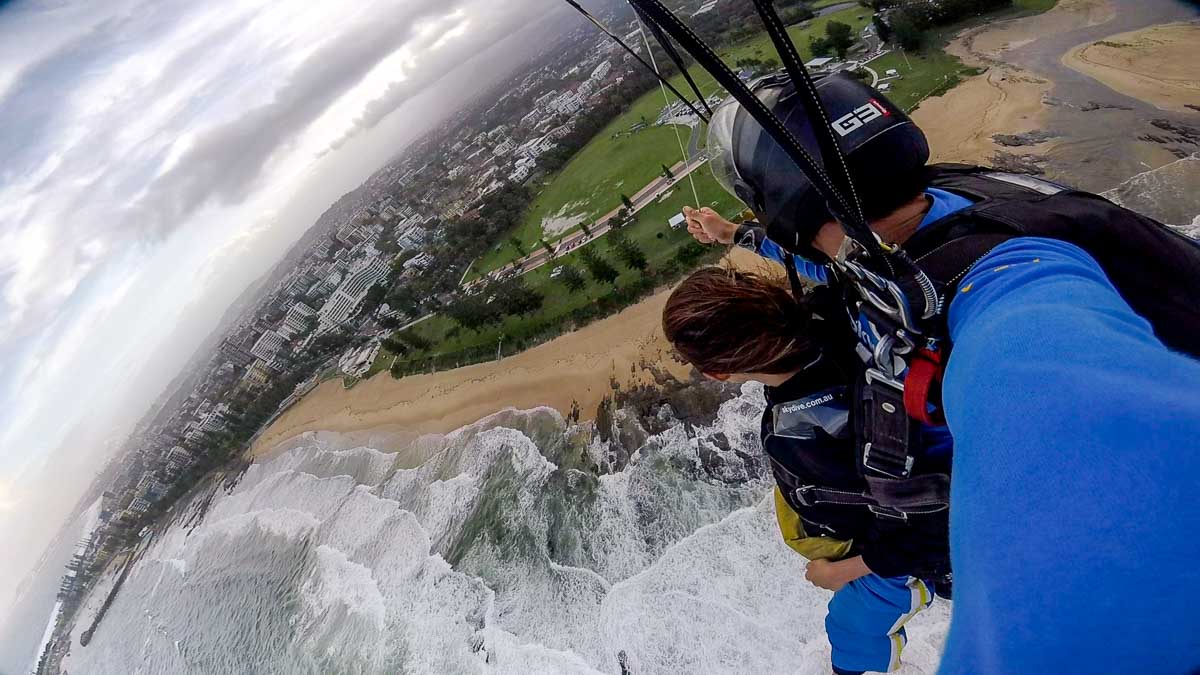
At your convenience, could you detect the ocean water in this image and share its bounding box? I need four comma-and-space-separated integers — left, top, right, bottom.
60, 384, 950, 674
1100, 153, 1200, 236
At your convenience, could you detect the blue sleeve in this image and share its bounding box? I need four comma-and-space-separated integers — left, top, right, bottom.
938, 237, 1200, 673
757, 236, 828, 284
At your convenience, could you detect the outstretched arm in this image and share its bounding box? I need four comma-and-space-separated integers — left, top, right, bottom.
682, 206, 828, 283
939, 237, 1200, 673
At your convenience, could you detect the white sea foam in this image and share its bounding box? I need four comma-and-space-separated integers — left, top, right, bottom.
65, 386, 948, 674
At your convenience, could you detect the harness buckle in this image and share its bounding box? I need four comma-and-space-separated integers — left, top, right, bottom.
868, 504, 908, 521
793, 486, 815, 507
862, 442, 914, 479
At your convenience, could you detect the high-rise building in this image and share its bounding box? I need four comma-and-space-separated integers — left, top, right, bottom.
317, 257, 390, 333
164, 446, 193, 475
397, 226, 428, 251
217, 336, 256, 368
250, 330, 286, 363
278, 302, 317, 340
137, 472, 169, 499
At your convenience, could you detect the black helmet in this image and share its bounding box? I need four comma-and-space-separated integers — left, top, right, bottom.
708, 72, 930, 255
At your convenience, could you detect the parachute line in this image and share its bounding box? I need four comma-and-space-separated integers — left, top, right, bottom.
635, 13, 702, 207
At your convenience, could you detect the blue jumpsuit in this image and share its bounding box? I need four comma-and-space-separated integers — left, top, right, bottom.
755, 190, 1200, 672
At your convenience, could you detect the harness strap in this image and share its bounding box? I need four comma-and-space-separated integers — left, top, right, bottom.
903, 349, 945, 425
913, 233, 1014, 292
793, 473, 950, 522
860, 378, 914, 478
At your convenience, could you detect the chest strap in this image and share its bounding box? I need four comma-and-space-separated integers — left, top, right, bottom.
794, 473, 950, 522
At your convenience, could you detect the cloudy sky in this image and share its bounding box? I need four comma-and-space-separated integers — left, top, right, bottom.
0, 0, 578, 624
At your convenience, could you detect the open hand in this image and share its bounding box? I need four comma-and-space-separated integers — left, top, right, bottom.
683, 205, 737, 245
805, 558, 849, 592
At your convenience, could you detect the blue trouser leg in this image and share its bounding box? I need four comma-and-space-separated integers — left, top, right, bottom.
825, 574, 933, 673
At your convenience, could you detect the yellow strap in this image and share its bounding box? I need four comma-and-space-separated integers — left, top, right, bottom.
773, 487, 854, 561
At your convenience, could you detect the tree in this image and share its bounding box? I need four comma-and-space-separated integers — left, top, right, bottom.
609, 230, 648, 271
580, 222, 593, 237
825, 21, 856, 59
872, 14, 892, 42
539, 239, 556, 258
809, 35, 832, 58
495, 278, 544, 316
382, 336, 409, 355
378, 315, 401, 330
509, 236, 527, 257
615, 206, 630, 226
557, 264, 586, 292
358, 283, 387, 317
620, 193, 634, 210
579, 247, 620, 284
393, 330, 432, 351
890, 12, 925, 50
661, 163, 675, 180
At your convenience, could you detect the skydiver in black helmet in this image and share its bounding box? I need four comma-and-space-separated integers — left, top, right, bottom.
679, 71, 1200, 673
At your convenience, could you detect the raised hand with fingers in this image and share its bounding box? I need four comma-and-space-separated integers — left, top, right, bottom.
682, 205, 738, 245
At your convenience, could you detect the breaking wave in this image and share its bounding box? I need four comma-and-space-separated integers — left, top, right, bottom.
63, 385, 949, 673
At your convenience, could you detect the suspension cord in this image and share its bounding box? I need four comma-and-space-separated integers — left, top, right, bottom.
635, 13, 702, 206
633, 5, 714, 118
748, 0, 887, 269
560, 0, 709, 123
627, 0, 892, 267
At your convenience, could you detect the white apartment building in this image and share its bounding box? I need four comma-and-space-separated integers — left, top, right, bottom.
509, 164, 533, 183
517, 134, 557, 161
164, 446, 194, 475
397, 227, 428, 251
278, 302, 316, 340
317, 257, 391, 333
250, 330, 286, 362
590, 60, 612, 81
492, 138, 516, 157
550, 91, 585, 116
137, 473, 169, 499
403, 252, 434, 271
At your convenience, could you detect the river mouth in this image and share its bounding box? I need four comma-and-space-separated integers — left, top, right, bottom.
978, 0, 1200, 193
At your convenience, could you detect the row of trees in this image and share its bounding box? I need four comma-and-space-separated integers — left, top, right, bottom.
871, 0, 1014, 50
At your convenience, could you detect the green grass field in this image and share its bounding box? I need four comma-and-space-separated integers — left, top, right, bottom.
472, 6, 873, 279
373, 168, 741, 374
862, 50, 982, 113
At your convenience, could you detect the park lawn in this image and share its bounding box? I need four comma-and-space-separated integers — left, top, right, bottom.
473, 6, 870, 279
720, 7, 873, 64
470, 69, 724, 279
864, 50, 982, 113
372, 168, 740, 374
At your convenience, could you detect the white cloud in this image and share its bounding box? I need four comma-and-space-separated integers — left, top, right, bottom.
0, 0, 571, 622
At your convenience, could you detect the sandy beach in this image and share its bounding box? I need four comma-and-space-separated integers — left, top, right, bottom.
1062, 22, 1200, 113
252, 249, 776, 455
252, 0, 1190, 456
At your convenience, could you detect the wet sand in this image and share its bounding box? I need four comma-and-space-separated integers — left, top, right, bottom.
1062, 22, 1200, 113
912, 0, 1121, 166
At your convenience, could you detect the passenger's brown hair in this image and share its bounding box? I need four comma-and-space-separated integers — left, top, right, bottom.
662, 267, 823, 375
